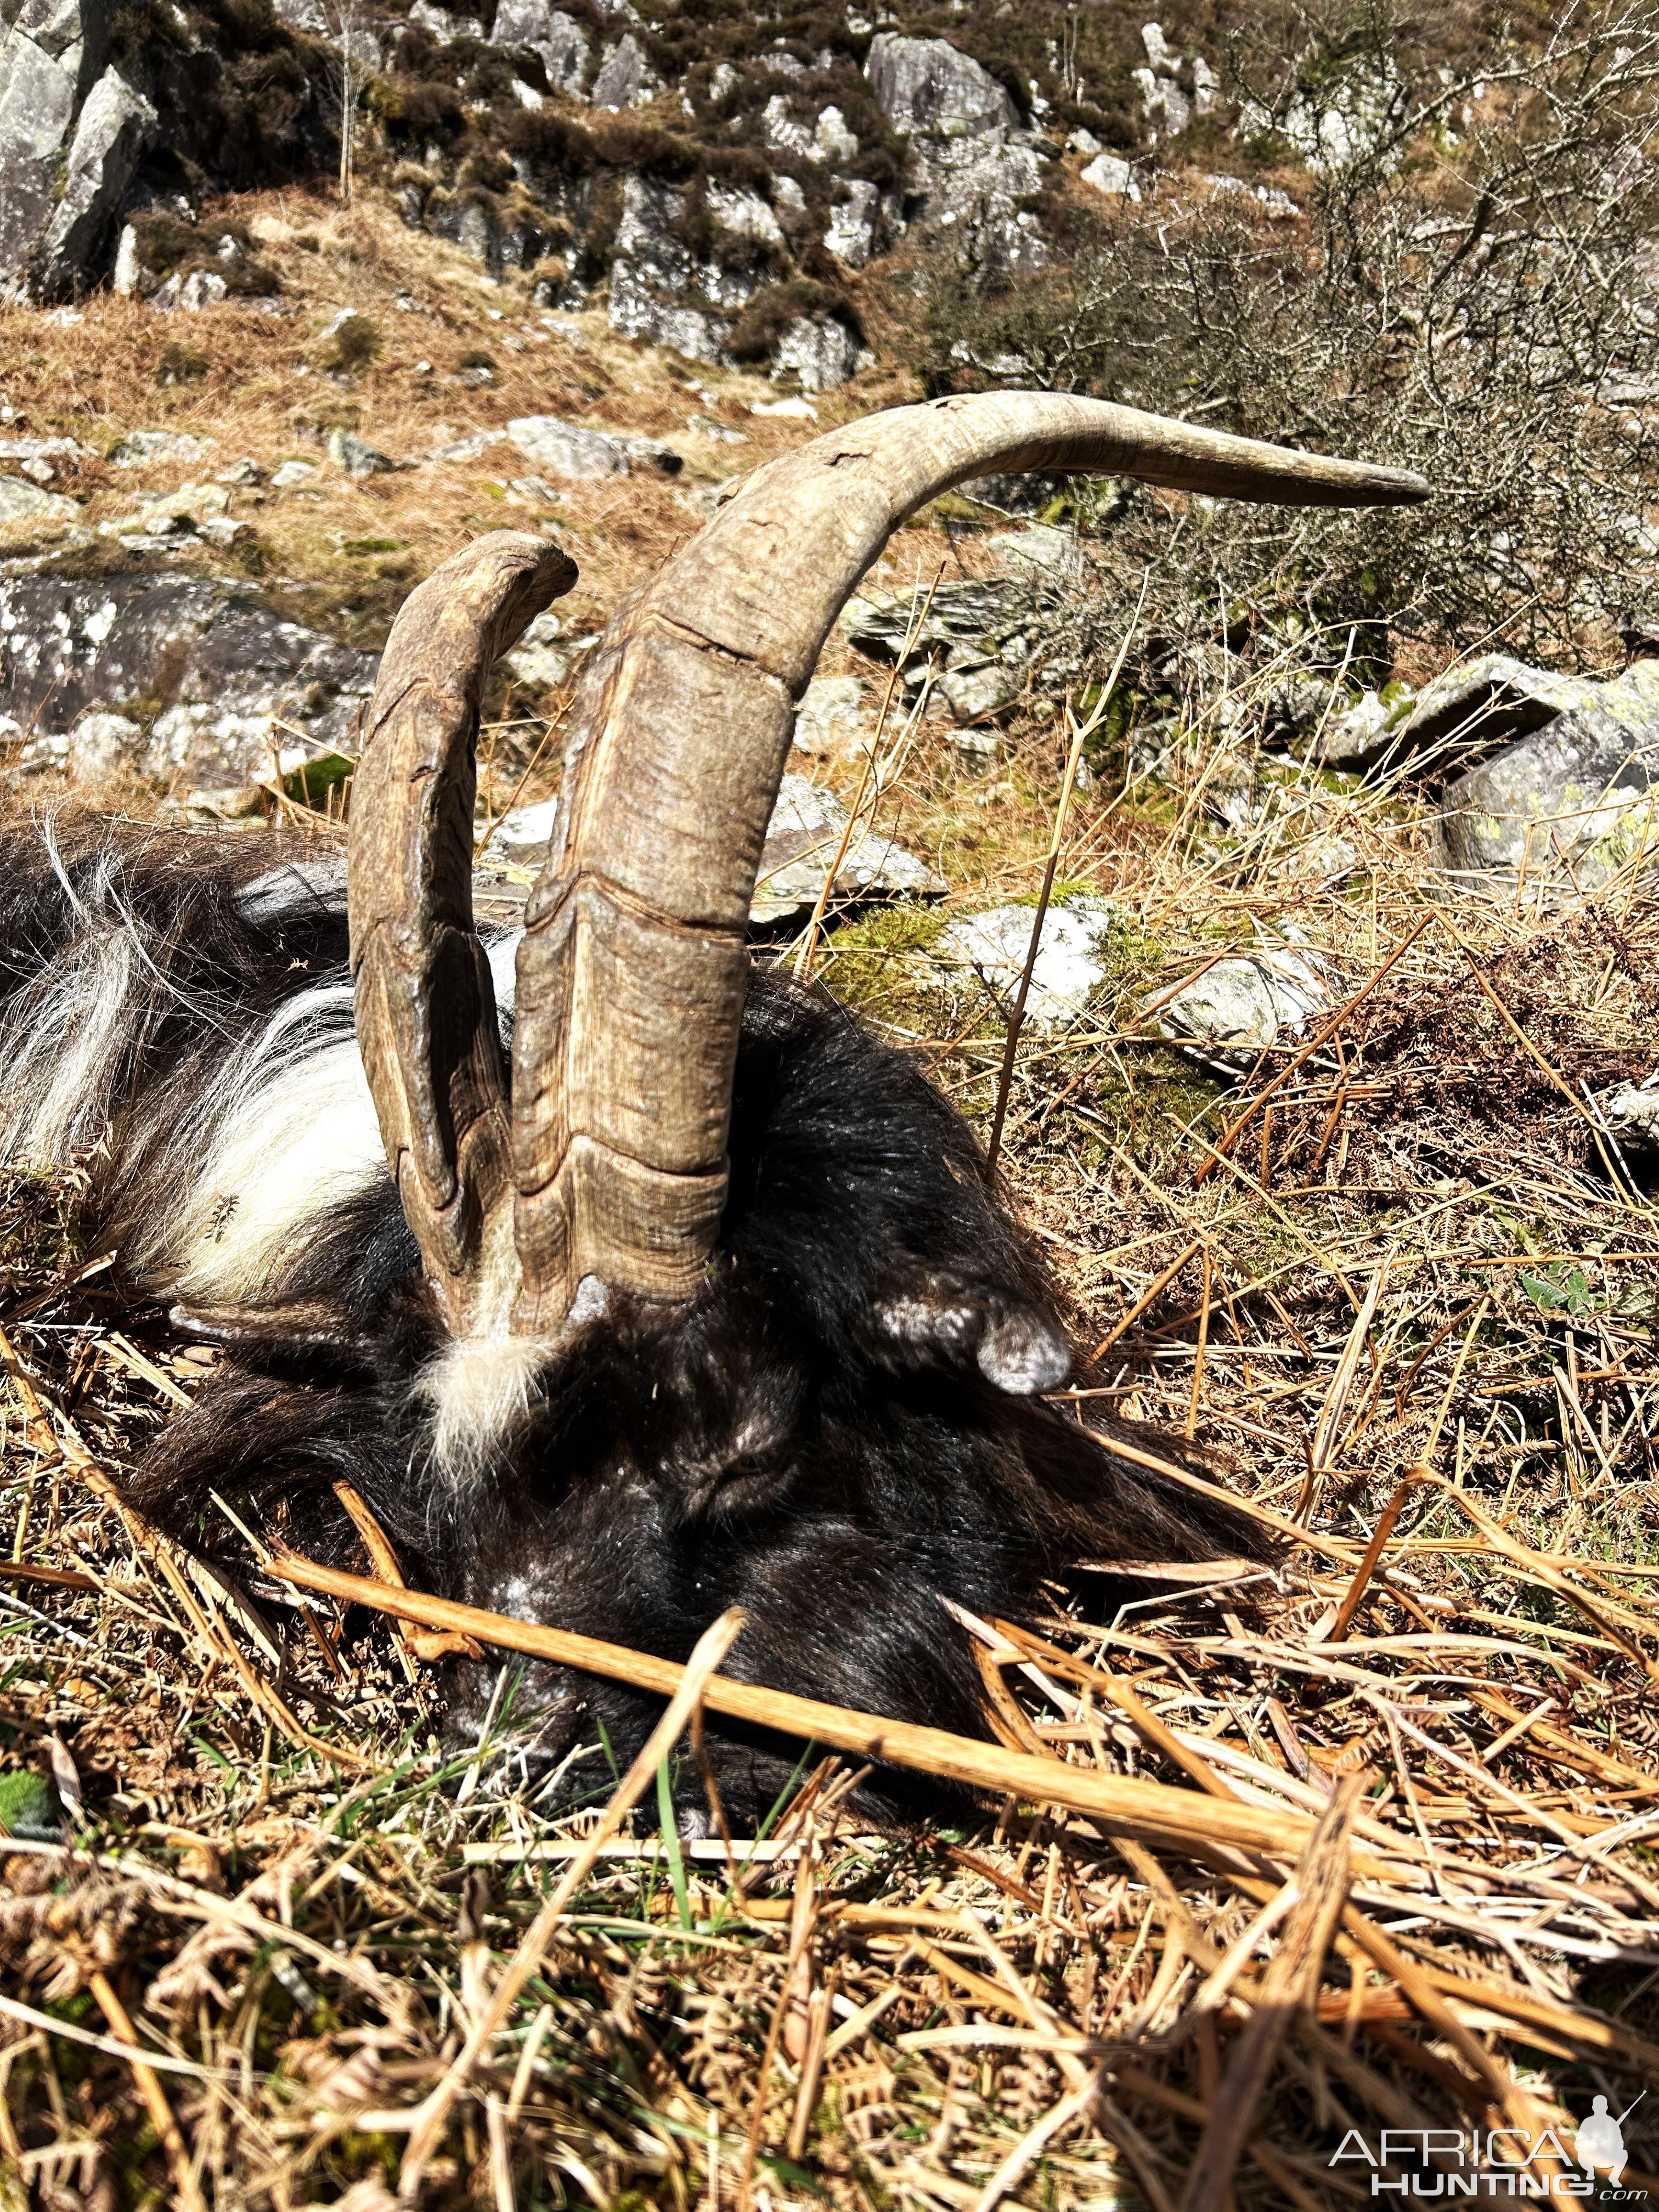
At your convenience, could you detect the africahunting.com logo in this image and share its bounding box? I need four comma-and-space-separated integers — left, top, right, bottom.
1330, 2096, 1645, 2197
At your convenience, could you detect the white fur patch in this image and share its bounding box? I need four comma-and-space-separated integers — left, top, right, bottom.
414, 1334, 552, 1481
160, 994, 388, 1305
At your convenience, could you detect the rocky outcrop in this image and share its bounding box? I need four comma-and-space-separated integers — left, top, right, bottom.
0, 574, 377, 802
490, 0, 589, 97
866, 32, 1048, 282
0, 0, 146, 300
865, 33, 1018, 140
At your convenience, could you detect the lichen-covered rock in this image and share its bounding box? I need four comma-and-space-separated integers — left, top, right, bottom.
0, 476, 81, 534
935, 899, 1120, 1030
792, 674, 867, 757
506, 415, 631, 477
590, 31, 656, 110
490, 0, 588, 95
1400, 654, 1659, 766
0, 0, 111, 298
866, 32, 1017, 139
1080, 152, 1139, 199
0, 573, 377, 797
1151, 938, 1328, 1063
774, 314, 864, 393
825, 180, 880, 268
751, 774, 945, 925
31, 67, 155, 298
1435, 701, 1659, 896
607, 173, 810, 371
325, 427, 396, 476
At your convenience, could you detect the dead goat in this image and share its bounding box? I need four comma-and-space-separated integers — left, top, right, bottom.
0, 393, 1427, 1820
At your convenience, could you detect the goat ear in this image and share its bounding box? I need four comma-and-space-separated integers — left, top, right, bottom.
868, 1269, 1071, 1395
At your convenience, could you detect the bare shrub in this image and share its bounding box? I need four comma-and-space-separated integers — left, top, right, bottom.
904, 0, 1659, 703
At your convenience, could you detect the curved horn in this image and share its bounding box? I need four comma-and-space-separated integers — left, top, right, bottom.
350, 531, 577, 1336
509, 392, 1430, 1327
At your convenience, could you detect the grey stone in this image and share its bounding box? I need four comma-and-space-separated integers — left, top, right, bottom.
1152, 938, 1328, 1064
1080, 152, 1139, 199
431, 428, 506, 462
1601, 1077, 1659, 1156
606, 173, 780, 364
0, 1, 81, 295
1066, 125, 1102, 155
0, 573, 378, 796
939, 657, 1017, 723
792, 674, 867, 757
408, 0, 483, 37
814, 104, 858, 163
1397, 653, 1659, 769
1133, 65, 1189, 136
751, 772, 945, 924
178, 268, 227, 310
843, 577, 1033, 666
1313, 684, 1418, 767
0, 476, 79, 531
1435, 707, 1659, 896
986, 522, 1077, 582
491, 0, 588, 95
825, 180, 879, 268
704, 181, 783, 248
503, 609, 569, 689
506, 415, 630, 477
618, 435, 682, 475
111, 220, 141, 295
32, 66, 155, 298
762, 93, 813, 159
63, 708, 141, 782
591, 31, 655, 109
685, 413, 748, 444
270, 458, 317, 488
480, 774, 943, 925
481, 795, 558, 865
325, 427, 396, 476
774, 315, 864, 393
907, 129, 1048, 280
866, 32, 1017, 138
935, 899, 1119, 1030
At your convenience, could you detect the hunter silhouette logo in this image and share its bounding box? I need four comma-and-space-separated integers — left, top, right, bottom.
1576, 2094, 1641, 2189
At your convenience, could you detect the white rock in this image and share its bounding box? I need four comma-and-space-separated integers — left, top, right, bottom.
792, 674, 867, 756
986, 523, 1077, 580
64, 710, 142, 783
0, 475, 78, 529
751, 772, 944, 923
271, 459, 317, 487
1080, 152, 1140, 200
503, 608, 569, 689
110, 428, 208, 466
825, 179, 879, 267
936, 899, 1119, 1030
814, 104, 859, 163
506, 415, 630, 477
1066, 126, 1102, 155
1152, 938, 1328, 1060
481, 795, 559, 864
178, 269, 226, 309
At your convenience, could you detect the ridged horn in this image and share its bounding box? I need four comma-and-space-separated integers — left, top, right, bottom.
349, 531, 578, 1336
509, 392, 1430, 1328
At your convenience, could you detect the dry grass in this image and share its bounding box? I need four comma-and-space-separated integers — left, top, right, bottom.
4, 184, 1659, 2212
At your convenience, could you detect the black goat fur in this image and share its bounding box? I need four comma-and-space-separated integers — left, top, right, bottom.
0, 816, 1269, 1825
